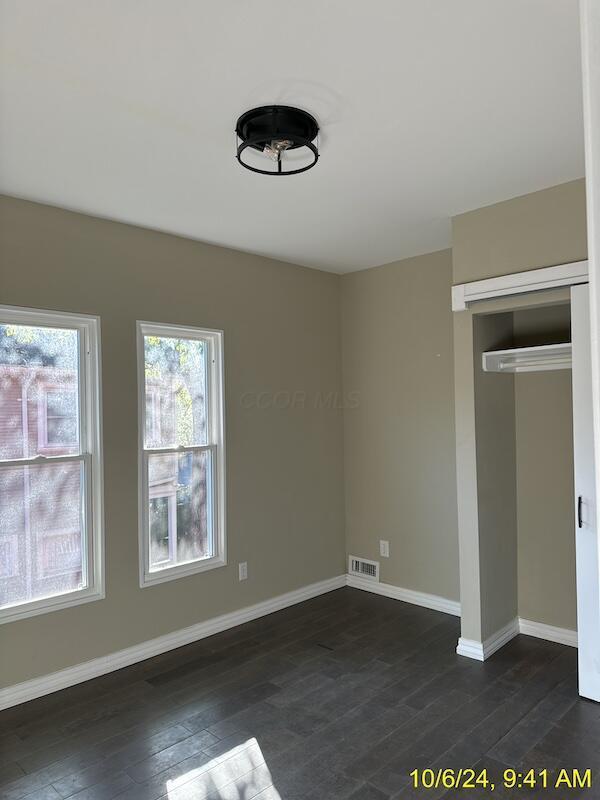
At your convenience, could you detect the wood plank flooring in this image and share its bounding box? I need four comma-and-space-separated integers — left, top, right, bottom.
1, 587, 598, 800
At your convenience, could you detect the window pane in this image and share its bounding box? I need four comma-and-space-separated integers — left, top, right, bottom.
147, 450, 212, 571
144, 335, 207, 448
0, 324, 80, 459
46, 388, 78, 446
0, 461, 86, 610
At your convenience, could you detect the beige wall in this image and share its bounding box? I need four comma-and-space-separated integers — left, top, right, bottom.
473, 312, 518, 640
0, 177, 588, 688
341, 250, 459, 601
514, 305, 576, 630
342, 176, 584, 638
452, 178, 587, 284
0, 196, 346, 688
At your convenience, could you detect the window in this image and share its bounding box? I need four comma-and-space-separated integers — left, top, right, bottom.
0, 306, 103, 623
138, 322, 225, 586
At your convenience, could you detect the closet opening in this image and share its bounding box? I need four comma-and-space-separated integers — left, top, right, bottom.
459, 284, 600, 701
475, 303, 576, 645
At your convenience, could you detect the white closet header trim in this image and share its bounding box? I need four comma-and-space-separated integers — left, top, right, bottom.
452, 260, 588, 312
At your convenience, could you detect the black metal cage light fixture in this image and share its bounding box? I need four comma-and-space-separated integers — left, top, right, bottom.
235, 105, 319, 175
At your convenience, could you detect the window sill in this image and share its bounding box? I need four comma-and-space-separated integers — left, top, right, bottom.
0, 586, 105, 625
140, 554, 227, 588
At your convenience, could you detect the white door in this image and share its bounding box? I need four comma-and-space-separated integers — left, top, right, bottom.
571, 283, 600, 701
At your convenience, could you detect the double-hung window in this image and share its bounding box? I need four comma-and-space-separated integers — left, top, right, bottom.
0, 306, 103, 623
138, 322, 225, 586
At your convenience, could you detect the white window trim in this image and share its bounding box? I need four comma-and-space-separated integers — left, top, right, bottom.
137, 321, 226, 588
0, 305, 104, 624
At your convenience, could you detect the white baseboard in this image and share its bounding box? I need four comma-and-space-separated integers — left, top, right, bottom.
345, 574, 461, 616
0, 574, 346, 711
2, 574, 578, 711
456, 615, 578, 662
457, 618, 520, 661
519, 617, 578, 648
456, 637, 485, 661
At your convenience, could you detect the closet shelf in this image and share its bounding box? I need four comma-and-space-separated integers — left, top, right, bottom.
482, 343, 572, 373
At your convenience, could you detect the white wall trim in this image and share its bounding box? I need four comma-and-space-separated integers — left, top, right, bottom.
2, 574, 580, 710
343, 577, 579, 659
452, 260, 589, 311
456, 617, 578, 661
345, 574, 461, 616
0, 574, 346, 711
457, 618, 520, 661
581, 0, 600, 702
519, 617, 578, 648
456, 637, 485, 661
581, 0, 600, 541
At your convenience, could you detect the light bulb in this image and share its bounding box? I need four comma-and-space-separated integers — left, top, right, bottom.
263, 138, 293, 161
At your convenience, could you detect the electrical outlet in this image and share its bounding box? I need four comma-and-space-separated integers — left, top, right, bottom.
238, 562, 248, 581
379, 540, 390, 558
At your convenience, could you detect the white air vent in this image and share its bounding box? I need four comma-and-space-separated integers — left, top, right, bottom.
348, 555, 380, 581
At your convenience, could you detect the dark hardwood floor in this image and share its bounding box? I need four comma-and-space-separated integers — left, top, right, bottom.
1, 587, 598, 800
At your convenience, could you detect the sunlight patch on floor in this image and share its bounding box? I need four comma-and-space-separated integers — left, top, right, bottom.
165, 737, 282, 799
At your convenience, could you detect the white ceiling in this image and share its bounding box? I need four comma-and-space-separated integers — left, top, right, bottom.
0, 1, 585, 273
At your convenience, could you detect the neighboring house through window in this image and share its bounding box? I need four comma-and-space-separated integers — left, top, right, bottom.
38, 385, 79, 449
0, 307, 103, 623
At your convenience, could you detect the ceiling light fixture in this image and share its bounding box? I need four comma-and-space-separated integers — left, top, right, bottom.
235, 105, 319, 176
